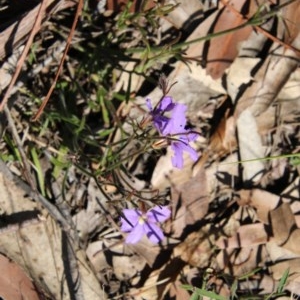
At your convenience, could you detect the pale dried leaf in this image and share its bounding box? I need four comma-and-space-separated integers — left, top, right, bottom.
106, 0, 155, 12
0, 172, 37, 213
0, 0, 73, 61
238, 189, 280, 224
271, 203, 300, 256
113, 54, 145, 93
271, 258, 300, 285
204, 152, 239, 196
271, 203, 295, 246
113, 254, 146, 281
238, 274, 277, 295
265, 242, 299, 263
86, 241, 110, 273
128, 238, 163, 267
226, 57, 260, 101
171, 167, 208, 237
237, 109, 265, 182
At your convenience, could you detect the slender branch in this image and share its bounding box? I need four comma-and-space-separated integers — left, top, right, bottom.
0, 0, 47, 111
32, 0, 84, 121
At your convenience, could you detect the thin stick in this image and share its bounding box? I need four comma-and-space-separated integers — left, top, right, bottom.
32, 0, 84, 121
0, 0, 47, 111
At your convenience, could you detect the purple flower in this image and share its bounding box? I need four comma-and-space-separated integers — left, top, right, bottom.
120, 206, 171, 244
146, 96, 175, 134
161, 102, 199, 168
146, 96, 199, 169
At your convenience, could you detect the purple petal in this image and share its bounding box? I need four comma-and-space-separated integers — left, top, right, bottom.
171, 142, 184, 169
120, 209, 141, 232
147, 206, 171, 223
125, 224, 145, 244
159, 96, 175, 111
177, 136, 198, 161
120, 217, 134, 232
162, 103, 187, 135
153, 115, 169, 133
186, 132, 199, 142
143, 222, 164, 244
171, 139, 198, 168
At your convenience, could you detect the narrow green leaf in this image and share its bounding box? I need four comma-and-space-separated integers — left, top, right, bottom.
30, 147, 45, 196
277, 268, 289, 293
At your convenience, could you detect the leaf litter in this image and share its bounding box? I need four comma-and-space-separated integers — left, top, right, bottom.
0, 0, 300, 299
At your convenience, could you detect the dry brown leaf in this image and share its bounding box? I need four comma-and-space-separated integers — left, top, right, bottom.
265, 242, 299, 263
238, 274, 277, 295
226, 57, 260, 101
270, 203, 300, 255
113, 254, 146, 281
129, 276, 159, 300
128, 238, 164, 267
271, 258, 300, 280
205, 0, 255, 79
0, 254, 40, 300
216, 223, 268, 249
271, 203, 295, 245
280, 227, 300, 256
271, 258, 300, 288
168, 280, 191, 300
86, 241, 111, 273
173, 226, 216, 268
171, 167, 209, 237
238, 189, 281, 224
281, 0, 300, 44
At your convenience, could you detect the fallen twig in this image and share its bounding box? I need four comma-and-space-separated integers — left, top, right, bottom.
32, 0, 84, 121
0, 0, 47, 112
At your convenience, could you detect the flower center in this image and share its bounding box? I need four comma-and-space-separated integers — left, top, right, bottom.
138, 215, 146, 225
